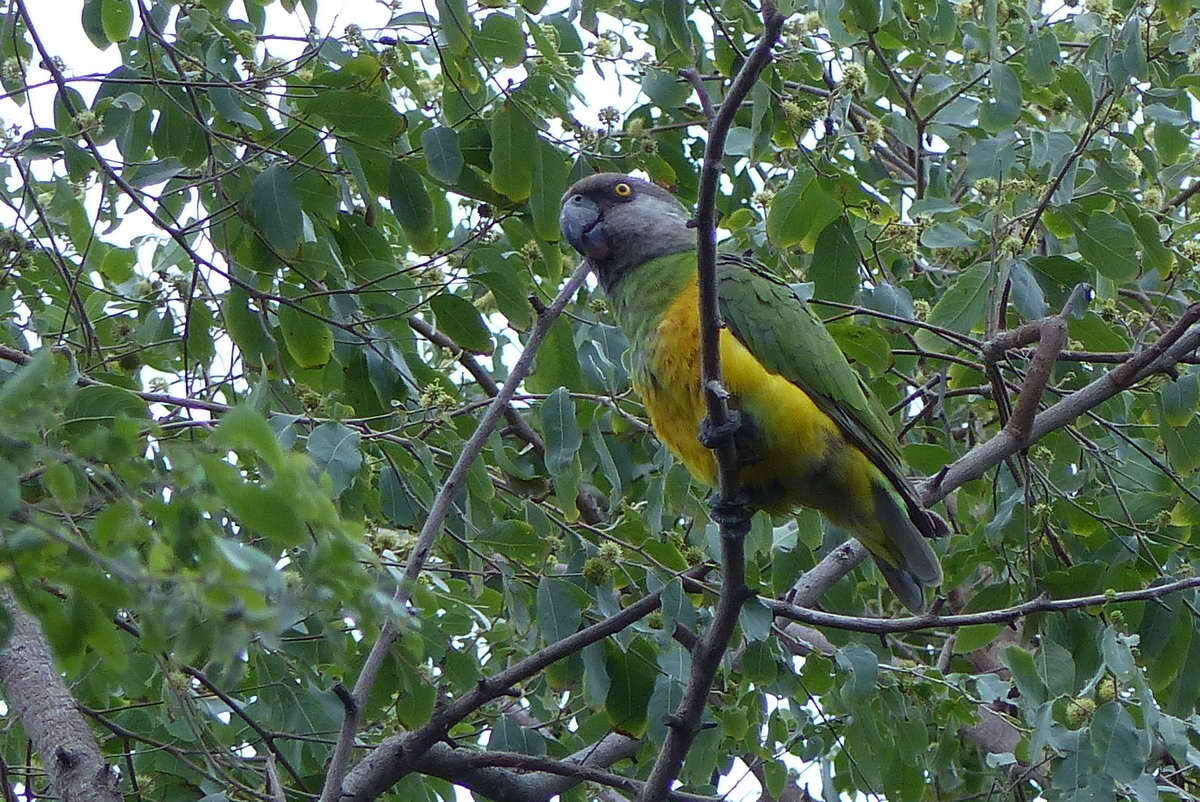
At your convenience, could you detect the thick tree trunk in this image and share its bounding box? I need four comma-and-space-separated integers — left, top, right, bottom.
0, 587, 122, 802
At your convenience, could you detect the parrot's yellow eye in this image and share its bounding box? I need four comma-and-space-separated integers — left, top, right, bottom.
613, 182, 633, 198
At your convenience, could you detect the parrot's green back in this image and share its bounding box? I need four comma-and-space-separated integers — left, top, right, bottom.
714, 257, 920, 511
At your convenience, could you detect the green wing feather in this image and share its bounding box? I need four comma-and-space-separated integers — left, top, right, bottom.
715, 255, 917, 506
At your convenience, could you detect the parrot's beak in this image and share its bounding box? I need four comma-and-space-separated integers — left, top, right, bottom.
560, 194, 610, 261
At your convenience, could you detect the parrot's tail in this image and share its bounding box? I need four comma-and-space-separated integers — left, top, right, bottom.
870, 483, 943, 614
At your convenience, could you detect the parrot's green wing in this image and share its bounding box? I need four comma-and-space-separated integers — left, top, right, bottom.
715, 255, 917, 505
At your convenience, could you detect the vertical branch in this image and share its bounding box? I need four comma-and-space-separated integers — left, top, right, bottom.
637, 5, 787, 800
318, 263, 592, 802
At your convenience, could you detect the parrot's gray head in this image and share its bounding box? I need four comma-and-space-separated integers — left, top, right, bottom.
560, 173, 695, 291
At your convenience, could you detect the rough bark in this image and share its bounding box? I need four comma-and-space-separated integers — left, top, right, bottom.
0, 588, 121, 802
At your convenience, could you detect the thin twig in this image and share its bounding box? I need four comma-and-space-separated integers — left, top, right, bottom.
680, 69, 716, 122
318, 262, 592, 802
180, 666, 307, 792
770, 571, 1200, 633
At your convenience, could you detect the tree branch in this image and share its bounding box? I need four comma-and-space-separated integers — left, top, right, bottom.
638, 5, 787, 800
338, 566, 713, 800
923, 302, 1200, 505
775, 301, 1200, 636
319, 262, 592, 802
406, 737, 719, 802
406, 314, 605, 523
0, 588, 122, 802
768, 572, 1200, 633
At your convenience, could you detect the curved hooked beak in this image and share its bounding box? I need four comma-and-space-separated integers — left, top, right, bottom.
560, 194, 610, 261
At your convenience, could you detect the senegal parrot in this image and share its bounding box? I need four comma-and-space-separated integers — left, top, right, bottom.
559, 173, 943, 612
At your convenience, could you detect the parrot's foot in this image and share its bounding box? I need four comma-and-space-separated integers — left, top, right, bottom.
698, 409, 748, 450
699, 409, 762, 466
707, 492, 752, 536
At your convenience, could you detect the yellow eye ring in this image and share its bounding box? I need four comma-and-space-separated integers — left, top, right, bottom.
613, 182, 633, 198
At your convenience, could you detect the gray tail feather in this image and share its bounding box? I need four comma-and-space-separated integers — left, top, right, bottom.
871, 484, 943, 610
873, 558, 927, 614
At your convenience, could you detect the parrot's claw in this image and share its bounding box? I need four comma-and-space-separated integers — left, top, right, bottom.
707, 491, 753, 536
698, 409, 747, 450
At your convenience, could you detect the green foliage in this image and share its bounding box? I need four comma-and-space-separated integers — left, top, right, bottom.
3, 0, 1200, 799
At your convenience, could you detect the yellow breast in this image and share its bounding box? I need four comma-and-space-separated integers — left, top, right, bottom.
634, 277, 856, 512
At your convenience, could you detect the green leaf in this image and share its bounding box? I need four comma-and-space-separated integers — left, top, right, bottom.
435, 0, 472, 56
473, 247, 532, 329
305, 91, 407, 141
657, 640, 692, 681
0, 461, 18, 522
1035, 640, 1076, 698
277, 299, 333, 369
765, 166, 816, 249
81, 0, 111, 49
421, 126, 463, 184
540, 387, 582, 473
1089, 702, 1146, 783
251, 165, 303, 256
388, 160, 439, 254
953, 624, 1003, 653
646, 674, 687, 746
306, 422, 362, 496
530, 139, 569, 242
477, 13, 525, 67
1115, 19, 1147, 85
1161, 414, 1200, 473
836, 645, 878, 701
490, 715, 546, 755
1076, 212, 1139, 281
1002, 644, 1046, 707
429, 294, 492, 354
1068, 313, 1130, 352
1127, 211, 1173, 275
827, 323, 891, 374
843, 0, 882, 31
604, 638, 657, 735
475, 520, 543, 562
1162, 0, 1188, 28
1057, 65, 1094, 116
742, 640, 777, 683
536, 576, 582, 643
1028, 255, 1089, 290
1160, 374, 1199, 427
380, 467, 419, 527
915, 264, 989, 351
224, 286, 277, 368
1009, 259, 1048, 321
527, 317, 583, 392
641, 69, 690, 107
811, 216, 860, 304
100, 0, 133, 42
740, 598, 773, 641
211, 87, 261, 129
150, 90, 206, 167
979, 62, 1022, 132
1024, 29, 1059, 86
662, 0, 693, 53
215, 406, 285, 470
63, 386, 149, 432
489, 101, 536, 202
919, 222, 975, 249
